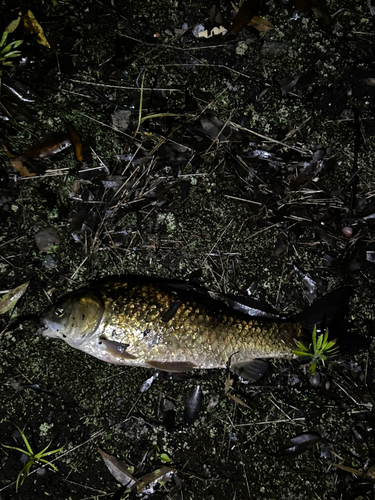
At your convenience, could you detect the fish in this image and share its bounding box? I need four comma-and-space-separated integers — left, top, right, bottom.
38, 275, 352, 381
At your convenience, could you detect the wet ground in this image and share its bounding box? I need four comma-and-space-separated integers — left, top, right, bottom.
1, 0, 375, 498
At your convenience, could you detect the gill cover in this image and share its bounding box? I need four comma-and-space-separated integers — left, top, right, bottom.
40, 291, 104, 347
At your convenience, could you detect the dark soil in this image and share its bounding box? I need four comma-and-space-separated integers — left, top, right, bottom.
1, 0, 375, 499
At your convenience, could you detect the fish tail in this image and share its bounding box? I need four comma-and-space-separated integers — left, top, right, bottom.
292, 286, 353, 335
292, 286, 369, 353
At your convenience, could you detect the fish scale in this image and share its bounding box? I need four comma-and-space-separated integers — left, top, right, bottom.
38, 275, 351, 381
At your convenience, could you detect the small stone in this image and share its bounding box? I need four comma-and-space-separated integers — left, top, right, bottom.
42, 254, 56, 270
35, 228, 61, 252
111, 109, 131, 131
309, 371, 320, 387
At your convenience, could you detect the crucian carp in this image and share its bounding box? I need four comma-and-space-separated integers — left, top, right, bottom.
38, 275, 352, 381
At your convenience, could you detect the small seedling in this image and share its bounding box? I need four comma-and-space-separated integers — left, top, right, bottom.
1, 423, 64, 491
292, 325, 339, 375
0, 14, 23, 76
0, 34, 22, 71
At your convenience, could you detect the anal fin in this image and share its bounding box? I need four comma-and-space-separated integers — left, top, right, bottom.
231, 359, 269, 382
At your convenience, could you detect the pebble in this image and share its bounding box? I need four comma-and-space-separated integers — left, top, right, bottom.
35, 228, 61, 252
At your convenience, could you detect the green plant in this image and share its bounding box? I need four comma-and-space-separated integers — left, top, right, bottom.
1, 423, 64, 491
292, 325, 339, 375
0, 14, 23, 76
132, 71, 183, 138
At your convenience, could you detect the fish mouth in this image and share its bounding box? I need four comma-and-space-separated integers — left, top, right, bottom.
37, 320, 49, 337
37, 317, 62, 338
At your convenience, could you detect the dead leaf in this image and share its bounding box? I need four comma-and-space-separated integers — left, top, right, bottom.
135, 467, 174, 494
277, 433, 320, 457
231, 3, 273, 32
3, 145, 35, 177
184, 385, 202, 425
224, 372, 233, 393
98, 448, 138, 488
332, 463, 363, 476
66, 123, 83, 161
225, 0, 262, 37
226, 392, 251, 409
22, 10, 51, 48
0, 281, 29, 315
23, 132, 71, 159
98, 448, 174, 497
4, 12, 22, 35
279, 75, 301, 95
198, 26, 227, 38
1, 96, 33, 122
249, 15, 274, 32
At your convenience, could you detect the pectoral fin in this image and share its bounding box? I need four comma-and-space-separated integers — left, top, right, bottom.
231, 359, 268, 382
99, 338, 137, 359
146, 360, 197, 372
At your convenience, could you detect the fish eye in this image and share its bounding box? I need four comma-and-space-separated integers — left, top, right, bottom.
55, 307, 64, 317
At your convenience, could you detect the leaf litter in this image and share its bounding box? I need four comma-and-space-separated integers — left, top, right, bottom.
1, 0, 375, 498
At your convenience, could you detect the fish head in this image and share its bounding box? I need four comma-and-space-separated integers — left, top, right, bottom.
38, 291, 104, 347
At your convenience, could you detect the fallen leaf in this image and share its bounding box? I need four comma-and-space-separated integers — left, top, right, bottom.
184, 385, 202, 424
231, 3, 273, 31
249, 15, 274, 32
225, 0, 262, 37
277, 432, 320, 457
2, 78, 42, 103
98, 448, 138, 488
332, 463, 363, 476
3, 12, 22, 35
3, 145, 35, 177
1, 96, 33, 122
198, 26, 227, 38
226, 392, 251, 409
66, 123, 83, 161
22, 10, 51, 48
23, 132, 71, 158
279, 75, 301, 95
135, 467, 174, 494
0, 281, 29, 315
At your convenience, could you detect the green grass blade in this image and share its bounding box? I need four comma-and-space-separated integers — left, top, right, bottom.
16, 425, 34, 456
1, 444, 29, 455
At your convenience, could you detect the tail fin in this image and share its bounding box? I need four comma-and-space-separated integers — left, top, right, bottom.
293, 287, 369, 353
292, 286, 352, 335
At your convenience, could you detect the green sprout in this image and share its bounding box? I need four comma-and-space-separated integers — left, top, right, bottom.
292, 325, 339, 375
0, 22, 23, 76
1, 423, 64, 491
0, 13, 23, 77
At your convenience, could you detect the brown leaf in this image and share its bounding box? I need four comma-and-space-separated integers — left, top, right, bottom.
3, 145, 35, 177
66, 123, 83, 161
332, 463, 363, 476
249, 15, 274, 32
225, 0, 261, 38
23, 132, 71, 159
226, 392, 251, 409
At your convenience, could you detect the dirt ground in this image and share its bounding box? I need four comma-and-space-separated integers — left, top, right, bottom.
1, 0, 375, 498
